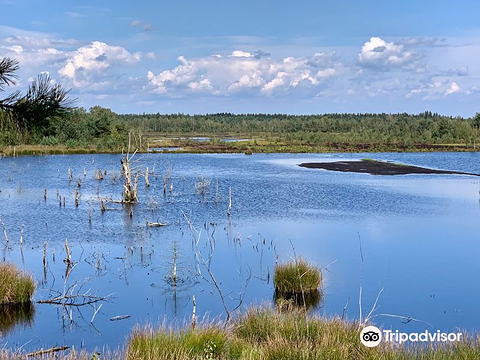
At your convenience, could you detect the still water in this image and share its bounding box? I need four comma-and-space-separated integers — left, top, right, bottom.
0, 152, 479, 351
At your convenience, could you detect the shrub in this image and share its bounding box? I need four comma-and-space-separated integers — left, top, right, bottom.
0, 263, 35, 305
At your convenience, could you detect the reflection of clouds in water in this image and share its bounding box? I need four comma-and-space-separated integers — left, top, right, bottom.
259, 155, 350, 168
360, 177, 479, 200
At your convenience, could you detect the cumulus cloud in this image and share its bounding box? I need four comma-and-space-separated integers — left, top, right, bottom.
445, 81, 460, 95
357, 37, 422, 71
58, 41, 141, 88
146, 50, 344, 97
0, 43, 66, 69
405, 79, 463, 99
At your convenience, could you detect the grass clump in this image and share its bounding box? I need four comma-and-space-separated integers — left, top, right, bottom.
274, 258, 321, 294
0, 263, 35, 305
127, 325, 237, 360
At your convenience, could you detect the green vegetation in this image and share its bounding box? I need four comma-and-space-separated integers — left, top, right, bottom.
274, 258, 321, 294
127, 307, 480, 360
127, 325, 233, 359
1, 56, 480, 155
0, 263, 35, 305
0, 307, 478, 359
0, 57, 130, 152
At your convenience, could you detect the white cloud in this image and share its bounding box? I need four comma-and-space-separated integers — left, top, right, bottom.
58, 41, 141, 88
146, 50, 344, 97
358, 37, 421, 71
405, 79, 463, 99
445, 81, 460, 95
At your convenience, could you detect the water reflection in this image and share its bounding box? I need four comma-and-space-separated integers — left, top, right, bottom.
274, 289, 323, 311
0, 302, 35, 336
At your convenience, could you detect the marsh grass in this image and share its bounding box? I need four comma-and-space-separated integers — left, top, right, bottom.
125, 307, 480, 360
273, 258, 321, 294
126, 325, 234, 360
0, 263, 35, 305
0, 308, 479, 359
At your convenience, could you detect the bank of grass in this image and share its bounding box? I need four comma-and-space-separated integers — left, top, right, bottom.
274, 258, 321, 294
125, 308, 480, 360
2, 139, 479, 157
0, 263, 35, 305
0, 308, 479, 359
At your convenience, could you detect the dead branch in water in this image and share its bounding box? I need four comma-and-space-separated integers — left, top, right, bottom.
95, 169, 104, 180
74, 187, 79, 207
27, 346, 69, 357
121, 153, 139, 203
191, 295, 197, 329
145, 167, 150, 187
146, 220, 168, 227
64, 238, 72, 265
0, 214, 9, 244
195, 176, 211, 197
227, 187, 232, 217
38, 294, 109, 307
182, 211, 250, 325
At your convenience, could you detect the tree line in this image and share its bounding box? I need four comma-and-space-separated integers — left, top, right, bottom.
1, 56, 479, 151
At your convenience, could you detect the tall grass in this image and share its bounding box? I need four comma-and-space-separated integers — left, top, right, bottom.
273, 258, 321, 294
0, 307, 479, 359
126, 307, 480, 360
0, 263, 35, 304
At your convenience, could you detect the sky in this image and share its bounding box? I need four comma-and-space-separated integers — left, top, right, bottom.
0, 0, 479, 116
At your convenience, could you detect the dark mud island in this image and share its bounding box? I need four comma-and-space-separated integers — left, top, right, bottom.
299, 159, 480, 176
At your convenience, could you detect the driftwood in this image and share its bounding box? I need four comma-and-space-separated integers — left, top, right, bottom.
145, 167, 150, 187
110, 315, 131, 321
27, 346, 69, 357
38, 294, 107, 307
146, 221, 168, 227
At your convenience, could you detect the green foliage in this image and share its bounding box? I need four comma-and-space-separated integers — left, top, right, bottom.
0, 263, 35, 305
127, 326, 230, 359
0, 58, 75, 133
274, 258, 321, 294
125, 307, 480, 360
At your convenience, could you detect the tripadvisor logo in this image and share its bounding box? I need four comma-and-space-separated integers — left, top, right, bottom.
360, 326, 464, 347
360, 326, 382, 347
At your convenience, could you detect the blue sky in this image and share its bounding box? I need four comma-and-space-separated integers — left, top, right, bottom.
1, 0, 479, 116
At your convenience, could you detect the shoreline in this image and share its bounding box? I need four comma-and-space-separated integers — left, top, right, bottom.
1, 144, 480, 157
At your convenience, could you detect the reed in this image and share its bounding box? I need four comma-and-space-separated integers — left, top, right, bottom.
0, 263, 35, 305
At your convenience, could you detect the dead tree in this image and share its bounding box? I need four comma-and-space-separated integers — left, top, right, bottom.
121, 153, 139, 203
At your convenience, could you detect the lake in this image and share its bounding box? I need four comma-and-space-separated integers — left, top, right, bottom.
0, 152, 479, 352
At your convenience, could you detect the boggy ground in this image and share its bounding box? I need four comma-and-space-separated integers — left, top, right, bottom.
299, 159, 480, 176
